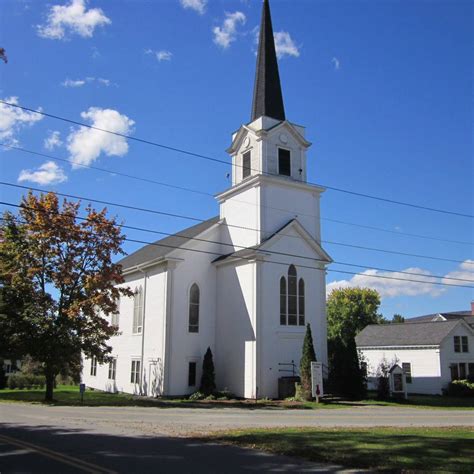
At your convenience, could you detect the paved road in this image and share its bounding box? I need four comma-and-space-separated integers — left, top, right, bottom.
0, 403, 472, 473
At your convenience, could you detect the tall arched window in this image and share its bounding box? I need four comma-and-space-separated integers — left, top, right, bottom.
288, 265, 297, 326
280, 276, 287, 325
298, 278, 305, 326
280, 266, 305, 327
188, 283, 200, 333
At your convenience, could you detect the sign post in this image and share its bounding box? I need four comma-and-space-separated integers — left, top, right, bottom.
79, 383, 85, 404
311, 362, 324, 403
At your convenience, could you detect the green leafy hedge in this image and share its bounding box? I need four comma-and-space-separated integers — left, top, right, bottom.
7, 374, 46, 390
446, 380, 474, 397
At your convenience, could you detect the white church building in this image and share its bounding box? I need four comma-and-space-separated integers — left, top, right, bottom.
82, 0, 332, 399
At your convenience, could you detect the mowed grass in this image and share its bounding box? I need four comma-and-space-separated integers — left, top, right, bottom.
0, 385, 473, 410
209, 427, 474, 472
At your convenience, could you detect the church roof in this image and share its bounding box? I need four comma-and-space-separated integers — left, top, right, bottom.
213, 218, 332, 264
355, 320, 463, 347
251, 0, 286, 122
119, 216, 219, 271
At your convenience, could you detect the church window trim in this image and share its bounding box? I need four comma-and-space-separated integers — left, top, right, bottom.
132, 286, 143, 334
188, 283, 200, 333
242, 150, 251, 180
278, 147, 291, 177
280, 265, 305, 327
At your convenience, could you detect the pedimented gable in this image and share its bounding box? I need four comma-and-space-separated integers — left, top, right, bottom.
259, 219, 332, 265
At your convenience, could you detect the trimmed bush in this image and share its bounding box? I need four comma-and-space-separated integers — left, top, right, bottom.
446, 380, 474, 397
188, 391, 205, 401
7, 374, 46, 390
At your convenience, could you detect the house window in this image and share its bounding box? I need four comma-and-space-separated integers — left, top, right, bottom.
454, 336, 469, 353
132, 286, 143, 334
111, 297, 120, 327
459, 363, 467, 379
90, 357, 97, 377
280, 277, 287, 325
242, 151, 251, 179
108, 359, 117, 380
188, 361, 197, 387
298, 279, 305, 326
278, 148, 291, 176
402, 362, 412, 383
280, 265, 305, 326
131, 360, 141, 384
469, 363, 474, 376
188, 283, 200, 333
450, 363, 459, 381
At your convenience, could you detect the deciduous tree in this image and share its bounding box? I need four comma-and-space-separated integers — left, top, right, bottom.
0, 192, 132, 401
327, 287, 383, 399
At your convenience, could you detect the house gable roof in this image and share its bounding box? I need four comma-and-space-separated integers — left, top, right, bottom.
355, 320, 466, 348
119, 216, 220, 271
213, 218, 332, 265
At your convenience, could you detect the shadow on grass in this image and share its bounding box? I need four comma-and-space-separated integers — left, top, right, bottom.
209, 427, 474, 472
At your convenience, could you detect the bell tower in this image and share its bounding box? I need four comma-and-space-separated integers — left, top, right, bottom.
217, 0, 324, 250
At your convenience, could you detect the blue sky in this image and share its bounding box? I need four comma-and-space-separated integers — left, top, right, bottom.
1, 0, 472, 318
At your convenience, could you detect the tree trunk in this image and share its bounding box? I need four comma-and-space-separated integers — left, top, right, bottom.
45, 370, 55, 402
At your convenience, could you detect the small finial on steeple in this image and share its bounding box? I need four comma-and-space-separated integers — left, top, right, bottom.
251, 0, 286, 122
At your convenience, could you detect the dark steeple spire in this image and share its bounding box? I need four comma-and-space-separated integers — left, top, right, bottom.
251, 0, 286, 122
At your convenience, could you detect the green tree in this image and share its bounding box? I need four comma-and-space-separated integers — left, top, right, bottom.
327, 287, 382, 399
0, 192, 132, 401
299, 323, 317, 400
200, 347, 216, 396
391, 314, 405, 323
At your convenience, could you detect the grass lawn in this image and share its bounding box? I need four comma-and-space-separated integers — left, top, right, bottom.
0, 386, 472, 410
209, 427, 474, 472
0, 386, 343, 408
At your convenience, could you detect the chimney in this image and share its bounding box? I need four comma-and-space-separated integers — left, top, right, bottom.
471, 301, 474, 315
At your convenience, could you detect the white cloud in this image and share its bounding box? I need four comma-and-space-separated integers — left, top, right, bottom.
327, 267, 445, 298
145, 49, 173, 62
0, 96, 43, 146
213, 11, 246, 49
332, 56, 340, 70
180, 0, 207, 15
62, 78, 87, 87
61, 77, 112, 87
18, 161, 67, 185
37, 0, 111, 40
274, 31, 300, 59
67, 107, 134, 168
442, 260, 474, 286
327, 260, 474, 299
44, 130, 63, 150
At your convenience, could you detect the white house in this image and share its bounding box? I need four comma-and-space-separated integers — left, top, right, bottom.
356, 316, 474, 395
82, 0, 332, 399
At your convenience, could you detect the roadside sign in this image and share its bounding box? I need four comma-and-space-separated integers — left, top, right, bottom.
79, 383, 85, 393
311, 362, 324, 400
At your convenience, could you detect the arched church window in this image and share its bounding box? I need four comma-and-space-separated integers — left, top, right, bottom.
242, 151, 251, 179
280, 276, 287, 325
288, 265, 297, 325
298, 278, 305, 326
278, 148, 291, 176
132, 286, 143, 334
188, 283, 200, 333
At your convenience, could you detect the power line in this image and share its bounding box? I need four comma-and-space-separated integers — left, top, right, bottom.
1, 180, 472, 266
2, 213, 472, 290
2, 200, 473, 284
1, 99, 472, 219
3, 142, 473, 247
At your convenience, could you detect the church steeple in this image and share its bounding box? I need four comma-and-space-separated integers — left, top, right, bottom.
251, 0, 286, 122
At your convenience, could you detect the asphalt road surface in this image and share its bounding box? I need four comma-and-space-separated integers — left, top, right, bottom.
1, 403, 472, 473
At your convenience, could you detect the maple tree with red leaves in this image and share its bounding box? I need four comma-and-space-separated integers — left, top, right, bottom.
0, 192, 132, 401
